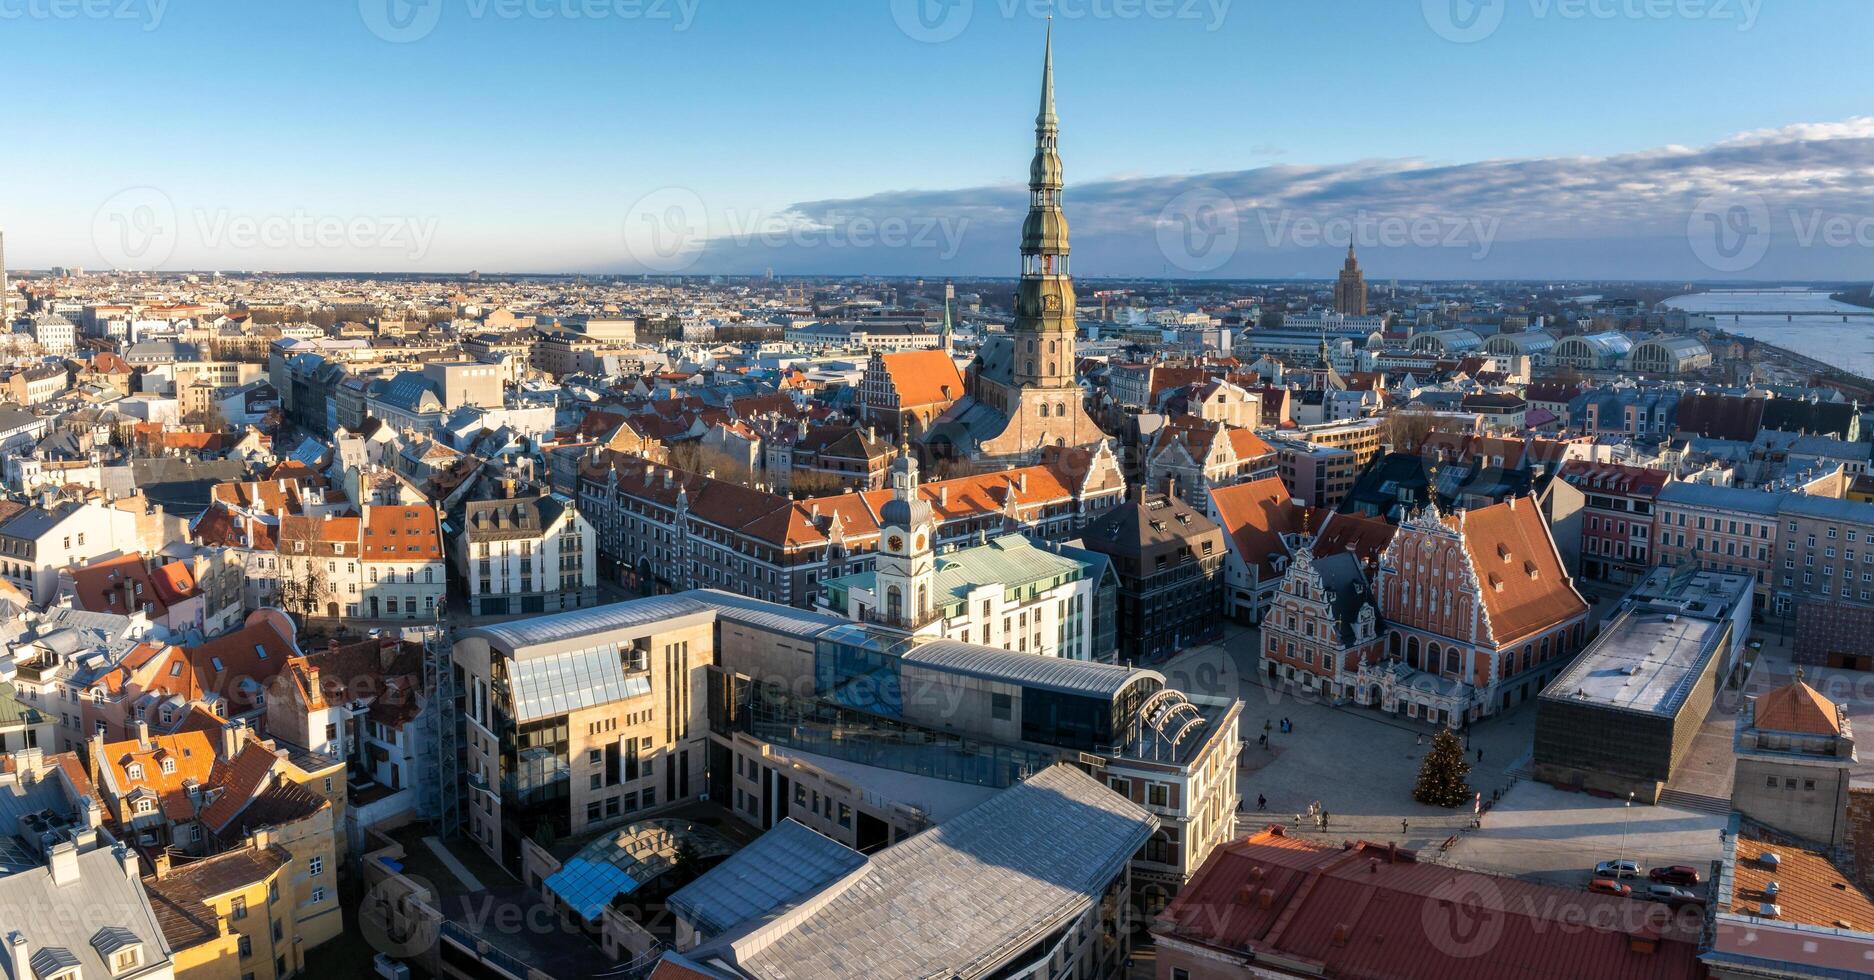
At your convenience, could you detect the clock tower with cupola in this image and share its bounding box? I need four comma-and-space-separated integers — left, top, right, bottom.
875, 445, 938, 630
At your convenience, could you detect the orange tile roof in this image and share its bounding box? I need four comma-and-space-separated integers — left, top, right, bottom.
1210, 476, 1303, 580
876, 349, 964, 407
1754, 677, 1843, 735
69, 553, 200, 617
100, 731, 218, 822
362, 505, 443, 561
1227, 427, 1274, 461
1729, 833, 1874, 928
1452, 498, 1588, 645
200, 742, 282, 833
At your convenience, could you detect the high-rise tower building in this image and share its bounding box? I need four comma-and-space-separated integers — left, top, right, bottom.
965, 22, 1108, 464
1333, 242, 1367, 316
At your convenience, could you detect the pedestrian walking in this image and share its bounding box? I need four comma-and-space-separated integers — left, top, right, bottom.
1476, 747, 1484, 763
1256, 794, 1267, 811
1401, 819, 1409, 835
1320, 810, 1330, 828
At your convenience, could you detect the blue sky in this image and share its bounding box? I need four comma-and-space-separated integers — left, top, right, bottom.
9, 0, 1874, 278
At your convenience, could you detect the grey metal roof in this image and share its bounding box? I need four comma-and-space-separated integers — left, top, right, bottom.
461, 594, 715, 652
667, 819, 866, 941
901, 641, 1161, 699
728, 764, 1155, 980
0, 846, 171, 980
1655, 480, 1783, 516
687, 590, 848, 638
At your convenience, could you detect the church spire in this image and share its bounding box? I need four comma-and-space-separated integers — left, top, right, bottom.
1038, 18, 1057, 134
1013, 19, 1074, 389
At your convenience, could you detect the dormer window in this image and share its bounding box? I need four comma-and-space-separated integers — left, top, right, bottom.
126, 763, 143, 780
134, 798, 155, 814
161, 758, 176, 774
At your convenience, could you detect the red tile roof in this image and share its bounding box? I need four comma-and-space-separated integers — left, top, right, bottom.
1160, 829, 1703, 980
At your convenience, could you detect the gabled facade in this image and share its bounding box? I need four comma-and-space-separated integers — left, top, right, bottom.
1364, 498, 1590, 727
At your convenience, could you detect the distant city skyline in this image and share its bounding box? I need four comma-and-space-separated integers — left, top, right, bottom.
8, 1, 1873, 279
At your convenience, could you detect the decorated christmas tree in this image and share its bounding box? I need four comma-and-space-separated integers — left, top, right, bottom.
1413, 729, 1473, 808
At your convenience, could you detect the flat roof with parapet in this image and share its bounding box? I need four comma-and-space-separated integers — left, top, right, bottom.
1541, 608, 1723, 718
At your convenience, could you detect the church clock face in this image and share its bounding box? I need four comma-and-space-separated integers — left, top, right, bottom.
888, 535, 904, 553
1043, 294, 1061, 311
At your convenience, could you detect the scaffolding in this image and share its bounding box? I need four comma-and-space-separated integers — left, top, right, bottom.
419, 609, 463, 839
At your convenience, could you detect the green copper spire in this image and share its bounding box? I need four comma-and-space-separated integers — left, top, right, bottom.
1013, 19, 1075, 390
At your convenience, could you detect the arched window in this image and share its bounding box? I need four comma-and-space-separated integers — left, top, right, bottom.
1406, 636, 1420, 669
1039, 403, 1050, 417
1055, 402, 1066, 416
1427, 643, 1442, 671
1445, 649, 1461, 674
1540, 636, 1551, 660
1388, 632, 1401, 659
1521, 644, 1533, 673
917, 584, 929, 619
424, 568, 433, 583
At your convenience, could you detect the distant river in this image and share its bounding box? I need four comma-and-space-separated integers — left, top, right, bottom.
1663, 289, 1874, 381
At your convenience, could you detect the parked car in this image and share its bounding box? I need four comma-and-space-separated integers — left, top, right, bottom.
1589, 878, 1632, 897
1595, 860, 1640, 879
1648, 865, 1700, 886
1641, 884, 1702, 906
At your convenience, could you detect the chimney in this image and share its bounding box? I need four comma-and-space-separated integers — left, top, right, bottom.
47, 840, 79, 886
152, 850, 171, 879
135, 719, 150, 751
114, 842, 136, 880
6, 932, 27, 980
220, 719, 246, 760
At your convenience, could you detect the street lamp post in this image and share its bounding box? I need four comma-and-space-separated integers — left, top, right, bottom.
1618, 791, 1635, 870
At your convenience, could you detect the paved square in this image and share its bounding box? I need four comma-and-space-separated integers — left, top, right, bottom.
1443, 782, 1728, 887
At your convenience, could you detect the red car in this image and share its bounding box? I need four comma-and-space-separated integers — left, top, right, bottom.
1649, 865, 1701, 886
1589, 878, 1632, 897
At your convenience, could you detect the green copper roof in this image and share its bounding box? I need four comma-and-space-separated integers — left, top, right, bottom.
0, 681, 45, 729
827, 534, 1090, 617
